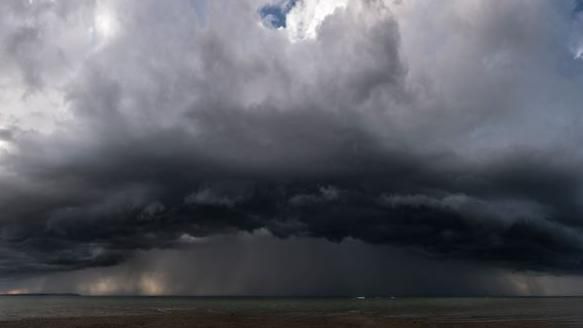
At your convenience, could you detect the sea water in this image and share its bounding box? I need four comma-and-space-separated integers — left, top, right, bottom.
1, 296, 583, 324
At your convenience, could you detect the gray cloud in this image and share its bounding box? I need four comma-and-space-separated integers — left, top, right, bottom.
1, 0, 583, 292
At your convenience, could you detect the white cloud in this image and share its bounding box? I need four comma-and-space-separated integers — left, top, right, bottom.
286, 0, 349, 41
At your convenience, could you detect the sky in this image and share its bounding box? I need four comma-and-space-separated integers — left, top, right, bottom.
2, 0, 583, 296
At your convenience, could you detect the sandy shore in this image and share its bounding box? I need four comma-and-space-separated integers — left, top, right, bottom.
0, 312, 569, 328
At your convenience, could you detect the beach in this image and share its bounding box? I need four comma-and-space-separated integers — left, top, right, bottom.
0, 311, 571, 328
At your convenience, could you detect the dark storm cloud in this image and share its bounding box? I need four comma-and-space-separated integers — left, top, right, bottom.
2, 0, 583, 281
2, 138, 583, 275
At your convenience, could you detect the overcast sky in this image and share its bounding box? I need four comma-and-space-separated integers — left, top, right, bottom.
2, 0, 583, 296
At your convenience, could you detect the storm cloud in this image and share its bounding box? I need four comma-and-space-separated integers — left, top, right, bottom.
2, 0, 583, 292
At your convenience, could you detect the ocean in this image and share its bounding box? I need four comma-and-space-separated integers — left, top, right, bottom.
1, 296, 583, 324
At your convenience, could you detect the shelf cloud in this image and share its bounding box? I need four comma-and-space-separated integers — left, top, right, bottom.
2, 0, 583, 294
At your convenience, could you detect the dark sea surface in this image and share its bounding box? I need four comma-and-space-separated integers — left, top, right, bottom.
1, 296, 583, 324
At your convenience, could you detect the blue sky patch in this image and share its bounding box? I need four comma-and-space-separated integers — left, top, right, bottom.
259, 0, 298, 28
575, 0, 583, 14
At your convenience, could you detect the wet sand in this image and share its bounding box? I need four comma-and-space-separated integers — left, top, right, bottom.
0, 312, 569, 328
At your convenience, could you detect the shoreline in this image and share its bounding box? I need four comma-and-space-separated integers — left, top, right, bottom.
0, 311, 570, 328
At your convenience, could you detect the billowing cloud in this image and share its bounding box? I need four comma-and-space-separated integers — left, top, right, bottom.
2, 0, 583, 292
